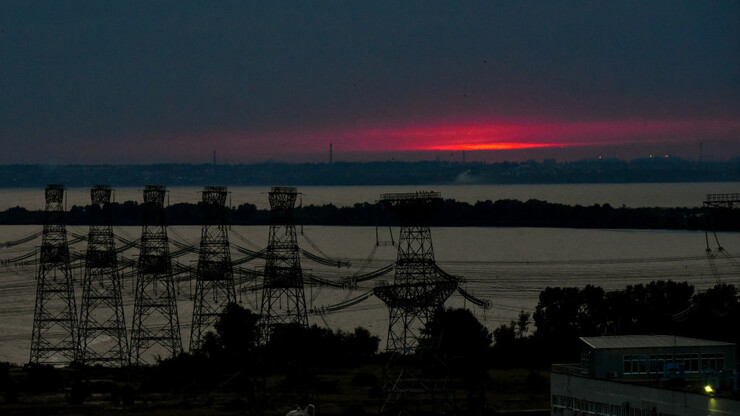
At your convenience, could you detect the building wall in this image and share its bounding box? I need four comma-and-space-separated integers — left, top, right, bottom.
585, 345, 736, 379
551, 372, 740, 416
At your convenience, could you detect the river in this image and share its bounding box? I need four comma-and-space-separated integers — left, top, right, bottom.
0, 183, 738, 364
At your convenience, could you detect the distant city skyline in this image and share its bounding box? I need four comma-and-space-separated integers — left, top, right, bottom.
1, 2, 738, 164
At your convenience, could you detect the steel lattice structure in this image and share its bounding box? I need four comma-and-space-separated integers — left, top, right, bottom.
260, 186, 307, 338
704, 193, 740, 209
30, 184, 78, 365
373, 191, 457, 415
374, 192, 457, 354
189, 186, 236, 352
78, 185, 129, 367
130, 185, 182, 365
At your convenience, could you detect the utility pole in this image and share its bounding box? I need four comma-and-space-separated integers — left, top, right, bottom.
130, 185, 182, 365
260, 187, 307, 339
373, 191, 457, 415
190, 186, 236, 352
30, 184, 78, 365
78, 185, 129, 367
30, 185, 77, 365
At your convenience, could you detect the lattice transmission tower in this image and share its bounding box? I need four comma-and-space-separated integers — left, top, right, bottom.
30, 184, 78, 365
374, 192, 457, 353
130, 185, 182, 364
78, 185, 129, 367
704, 193, 740, 210
373, 191, 458, 415
189, 186, 236, 352
260, 187, 308, 338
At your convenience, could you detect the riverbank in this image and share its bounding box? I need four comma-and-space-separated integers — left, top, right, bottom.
0, 198, 738, 230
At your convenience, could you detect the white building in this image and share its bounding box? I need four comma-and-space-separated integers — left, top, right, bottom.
551, 335, 740, 416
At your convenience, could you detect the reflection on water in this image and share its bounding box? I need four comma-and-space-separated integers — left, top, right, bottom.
1, 224, 738, 364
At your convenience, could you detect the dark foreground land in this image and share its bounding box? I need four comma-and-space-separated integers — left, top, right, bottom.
0, 365, 550, 416
3, 279, 739, 415
0, 305, 550, 416
4, 278, 739, 416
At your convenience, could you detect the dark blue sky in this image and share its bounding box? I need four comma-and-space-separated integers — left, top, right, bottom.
1, 1, 738, 163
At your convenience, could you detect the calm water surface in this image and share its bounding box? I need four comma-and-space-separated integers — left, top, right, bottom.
1, 183, 738, 363
0, 223, 738, 364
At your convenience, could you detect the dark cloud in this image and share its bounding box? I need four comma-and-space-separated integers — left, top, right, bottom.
1, 1, 738, 162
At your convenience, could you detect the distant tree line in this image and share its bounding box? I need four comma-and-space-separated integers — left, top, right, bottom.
1, 198, 739, 231
0, 157, 738, 187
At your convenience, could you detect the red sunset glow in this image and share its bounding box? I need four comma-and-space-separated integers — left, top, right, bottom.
428, 143, 564, 151
318, 119, 740, 154
130, 118, 740, 163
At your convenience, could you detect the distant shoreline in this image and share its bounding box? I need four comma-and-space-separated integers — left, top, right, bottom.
0, 158, 738, 187
1, 198, 738, 231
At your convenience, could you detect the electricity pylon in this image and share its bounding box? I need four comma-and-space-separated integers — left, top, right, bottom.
373, 191, 457, 415
189, 186, 236, 352
78, 185, 129, 367
130, 185, 182, 365
260, 187, 307, 339
30, 184, 78, 365
374, 192, 457, 353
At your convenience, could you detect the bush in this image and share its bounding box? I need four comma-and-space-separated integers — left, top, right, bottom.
351, 372, 378, 387
25, 364, 61, 392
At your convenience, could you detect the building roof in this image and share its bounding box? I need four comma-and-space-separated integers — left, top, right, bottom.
580, 335, 735, 350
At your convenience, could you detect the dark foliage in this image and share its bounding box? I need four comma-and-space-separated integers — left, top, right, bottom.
495, 280, 739, 366
420, 308, 493, 413
24, 364, 62, 392
492, 311, 538, 368
212, 303, 261, 363
420, 308, 492, 383
1, 198, 738, 231
152, 303, 382, 394
264, 324, 380, 371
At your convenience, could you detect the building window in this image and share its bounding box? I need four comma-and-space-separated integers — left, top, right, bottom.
701, 353, 725, 371
581, 351, 591, 372
623, 354, 650, 375
674, 353, 700, 373
624, 352, 713, 375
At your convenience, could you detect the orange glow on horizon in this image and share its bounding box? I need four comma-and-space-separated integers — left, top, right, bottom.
217, 117, 740, 158
426, 142, 570, 151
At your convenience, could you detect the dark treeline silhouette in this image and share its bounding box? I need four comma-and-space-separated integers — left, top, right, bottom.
3, 284, 735, 412
492, 281, 740, 367
123, 308, 380, 416
0, 157, 738, 187
1, 199, 739, 231
0, 305, 496, 414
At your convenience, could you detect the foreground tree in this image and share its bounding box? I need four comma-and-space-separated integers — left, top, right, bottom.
420, 307, 492, 412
